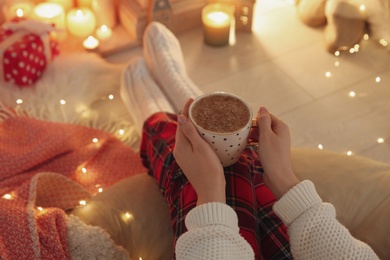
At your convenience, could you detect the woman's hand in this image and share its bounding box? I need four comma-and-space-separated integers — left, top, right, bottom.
173, 99, 226, 205
256, 107, 299, 200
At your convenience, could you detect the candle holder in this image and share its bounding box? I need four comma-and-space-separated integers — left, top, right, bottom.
66, 8, 97, 38
202, 3, 234, 47
32, 2, 66, 30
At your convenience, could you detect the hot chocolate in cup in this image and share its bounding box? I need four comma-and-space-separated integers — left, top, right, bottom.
189, 92, 253, 167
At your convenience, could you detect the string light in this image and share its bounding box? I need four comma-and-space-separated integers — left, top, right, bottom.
318, 144, 324, 150
377, 138, 385, 144
81, 167, 87, 173
2, 194, 12, 199
347, 151, 353, 156
334, 61, 340, 67
60, 99, 66, 105
98, 187, 103, 193
349, 91, 356, 97
359, 4, 365, 11
92, 138, 99, 143
79, 200, 86, 206
334, 51, 340, 57
379, 39, 388, 47
375, 77, 381, 83
363, 34, 369, 40
16, 99, 23, 104
325, 71, 331, 78
108, 94, 114, 100
118, 129, 125, 135
37, 207, 43, 211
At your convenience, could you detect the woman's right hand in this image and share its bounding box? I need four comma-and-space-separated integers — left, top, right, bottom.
256, 107, 299, 200
173, 99, 226, 206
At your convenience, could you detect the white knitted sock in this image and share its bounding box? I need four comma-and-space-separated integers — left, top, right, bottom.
143, 22, 203, 112
120, 57, 175, 136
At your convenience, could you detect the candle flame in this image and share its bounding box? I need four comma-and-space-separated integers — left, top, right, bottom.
76, 10, 84, 18
16, 8, 24, 17
207, 11, 229, 24
101, 25, 108, 32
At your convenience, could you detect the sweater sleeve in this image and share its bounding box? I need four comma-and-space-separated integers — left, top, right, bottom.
273, 180, 379, 259
175, 202, 254, 260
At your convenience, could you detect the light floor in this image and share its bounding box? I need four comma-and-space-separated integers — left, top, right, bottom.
107, 0, 390, 164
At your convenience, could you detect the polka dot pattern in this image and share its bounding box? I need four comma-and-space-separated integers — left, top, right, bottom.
198, 124, 252, 167
0, 26, 60, 88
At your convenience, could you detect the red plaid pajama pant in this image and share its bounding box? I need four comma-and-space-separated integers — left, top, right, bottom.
140, 112, 292, 259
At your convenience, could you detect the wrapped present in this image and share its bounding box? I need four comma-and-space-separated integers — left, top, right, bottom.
0, 19, 60, 88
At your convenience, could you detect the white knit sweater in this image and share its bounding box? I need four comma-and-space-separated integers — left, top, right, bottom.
175, 180, 379, 259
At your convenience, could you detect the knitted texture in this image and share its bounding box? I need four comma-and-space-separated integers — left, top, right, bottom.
176, 202, 254, 259
120, 57, 175, 136
273, 181, 379, 259
143, 22, 203, 112
0, 112, 147, 258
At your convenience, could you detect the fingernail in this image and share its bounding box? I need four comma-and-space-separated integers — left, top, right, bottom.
178, 114, 187, 125
260, 107, 269, 113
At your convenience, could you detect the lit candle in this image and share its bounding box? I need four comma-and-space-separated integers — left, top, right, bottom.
33, 2, 66, 30
66, 8, 97, 38
95, 24, 112, 40
46, 0, 74, 12
83, 35, 99, 50
202, 3, 234, 47
3, 1, 35, 21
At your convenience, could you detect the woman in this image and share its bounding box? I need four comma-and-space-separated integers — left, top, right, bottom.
122, 22, 378, 259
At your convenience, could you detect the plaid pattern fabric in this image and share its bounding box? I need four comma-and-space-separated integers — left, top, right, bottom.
140, 112, 293, 259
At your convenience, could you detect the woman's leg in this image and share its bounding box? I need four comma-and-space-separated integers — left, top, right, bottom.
140, 114, 292, 259
143, 22, 203, 112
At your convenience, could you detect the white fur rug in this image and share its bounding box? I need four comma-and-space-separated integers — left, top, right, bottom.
0, 52, 139, 148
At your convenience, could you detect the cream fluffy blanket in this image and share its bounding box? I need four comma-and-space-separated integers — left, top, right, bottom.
0, 52, 139, 147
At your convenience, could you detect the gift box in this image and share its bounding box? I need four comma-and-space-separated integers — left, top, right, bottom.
0, 19, 60, 88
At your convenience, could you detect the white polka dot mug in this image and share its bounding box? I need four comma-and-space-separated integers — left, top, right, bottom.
189, 92, 254, 167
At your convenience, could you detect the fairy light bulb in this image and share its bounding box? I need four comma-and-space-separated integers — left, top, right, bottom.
334, 61, 340, 67
359, 5, 365, 11
79, 200, 86, 206
363, 34, 369, 40
16, 99, 23, 104
108, 94, 114, 100
81, 167, 87, 173
377, 138, 385, 143
92, 138, 99, 143
375, 77, 381, 83
334, 51, 340, 57
60, 99, 66, 105
98, 187, 103, 193
325, 71, 331, 78
37, 207, 43, 211
118, 129, 125, 135
379, 39, 388, 47
347, 151, 353, 156
318, 144, 324, 150
349, 91, 356, 97
2, 194, 12, 199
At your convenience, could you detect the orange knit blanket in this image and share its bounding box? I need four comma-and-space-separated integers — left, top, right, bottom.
0, 113, 146, 259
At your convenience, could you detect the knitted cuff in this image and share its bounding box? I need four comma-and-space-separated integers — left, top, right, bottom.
185, 202, 239, 233
273, 180, 322, 227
